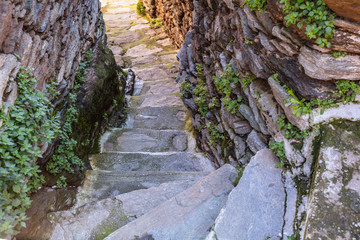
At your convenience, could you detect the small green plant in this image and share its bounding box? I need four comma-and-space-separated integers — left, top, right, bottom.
269, 141, 286, 168
193, 64, 210, 119
335, 80, 360, 104
285, 89, 338, 119
136, 0, 146, 16
233, 167, 245, 186
0, 67, 61, 235
56, 176, 67, 188
149, 18, 163, 28
245, 39, 254, 45
213, 65, 243, 114
206, 122, 225, 147
272, 73, 280, 83
332, 51, 347, 58
280, 0, 336, 48
287, 235, 295, 240
180, 78, 193, 98
276, 115, 309, 140
241, 74, 256, 89
243, 0, 266, 11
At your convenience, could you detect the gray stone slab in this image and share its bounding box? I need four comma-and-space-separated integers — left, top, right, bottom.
101, 128, 188, 152
49, 181, 198, 240
77, 170, 210, 206
129, 93, 183, 108
209, 149, 285, 240
90, 152, 215, 172
104, 165, 237, 240
125, 106, 187, 130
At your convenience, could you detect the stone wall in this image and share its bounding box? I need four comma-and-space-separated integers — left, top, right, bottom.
0, 0, 125, 179
174, 0, 360, 237
143, 0, 193, 48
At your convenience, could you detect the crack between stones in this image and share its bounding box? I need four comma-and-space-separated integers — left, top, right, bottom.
281, 171, 288, 240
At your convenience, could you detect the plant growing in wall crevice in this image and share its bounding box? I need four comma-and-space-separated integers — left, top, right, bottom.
213, 65, 243, 114
0, 67, 61, 235
244, 0, 336, 48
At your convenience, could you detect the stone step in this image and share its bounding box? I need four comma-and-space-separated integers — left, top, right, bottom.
137, 79, 180, 96
49, 180, 199, 240
76, 170, 210, 207
104, 165, 238, 240
128, 93, 183, 108
101, 128, 188, 152
125, 106, 188, 130
90, 152, 215, 172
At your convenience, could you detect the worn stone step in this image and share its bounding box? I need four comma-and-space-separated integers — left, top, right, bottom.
90, 152, 215, 172
104, 165, 237, 240
125, 106, 188, 130
49, 180, 199, 240
137, 79, 180, 96
76, 170, 210, 207
101, 128, 188, 152
128, 93, 183, 108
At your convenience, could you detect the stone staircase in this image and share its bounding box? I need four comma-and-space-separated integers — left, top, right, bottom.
45, 2, 238, 239
48, 48, 237, 239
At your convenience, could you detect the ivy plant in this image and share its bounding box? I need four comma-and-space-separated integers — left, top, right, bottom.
276, 114, 309, 140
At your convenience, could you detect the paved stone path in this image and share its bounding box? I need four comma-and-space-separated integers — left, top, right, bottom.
43, 2, 240, 239
72, 0, 217, 207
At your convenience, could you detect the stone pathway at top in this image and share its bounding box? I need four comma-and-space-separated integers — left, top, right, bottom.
46, 1, 238, 239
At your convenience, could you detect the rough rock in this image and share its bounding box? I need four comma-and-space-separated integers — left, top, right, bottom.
304, 121, 360, 239
246, 130, 267, 154
299, 46, 360, 80
324, 0, 360, 23
267, 76, 310, 131
208, 149, 285, 240
0, 54, 17, 108
104, 164, 237, 240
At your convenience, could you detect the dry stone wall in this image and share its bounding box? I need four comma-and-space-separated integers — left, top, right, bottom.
149, 0, 360, 237
0, 0, 124, 177
143, 0, 193, 48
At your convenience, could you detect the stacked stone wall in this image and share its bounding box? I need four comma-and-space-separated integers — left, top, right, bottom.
143, 0, 194, 48
0, 0, 124, 176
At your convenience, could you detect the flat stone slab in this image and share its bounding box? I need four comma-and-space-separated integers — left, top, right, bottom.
101, 128, 188, 152
49, 181, 198, 240
125, 106, 188, 130
108, 31, 142, 45
90, 152, 215, 172
105, 165, 237, 240
77, 170, 210, 206
138, 79, 180, 96
129, 94, 183, 108
208, 149, 285, 240
133, 66, 177, 81
125, 44, 163, 58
